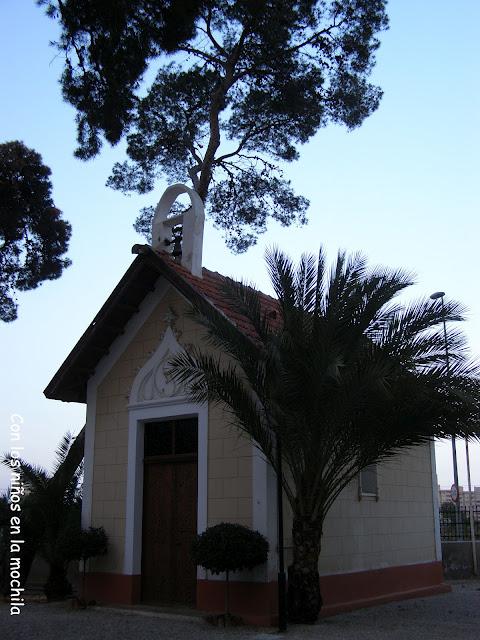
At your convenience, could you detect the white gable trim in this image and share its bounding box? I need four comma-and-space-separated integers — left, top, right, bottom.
430, 440, 442, 561
81, 277, 169, 529
92, 278, 170, 391
252, 447, 279, 581
82, 383, 97, 529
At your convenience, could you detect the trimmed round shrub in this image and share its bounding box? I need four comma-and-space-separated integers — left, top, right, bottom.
192, 523, 268, 575
61, 526, 108, 563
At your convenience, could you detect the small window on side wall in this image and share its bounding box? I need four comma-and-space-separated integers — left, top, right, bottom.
358, 464, 379, 500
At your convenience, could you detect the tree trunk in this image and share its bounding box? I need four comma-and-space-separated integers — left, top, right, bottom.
224, 569, 230, 618
44, 563, 72, 601
287, 516, 322, 624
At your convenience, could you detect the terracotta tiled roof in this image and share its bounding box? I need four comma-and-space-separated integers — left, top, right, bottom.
157, 251, 282, 338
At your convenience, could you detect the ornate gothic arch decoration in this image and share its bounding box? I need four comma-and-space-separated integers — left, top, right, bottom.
130, 326, 186, 405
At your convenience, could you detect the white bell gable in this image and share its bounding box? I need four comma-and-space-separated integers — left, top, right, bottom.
151, 183, 205, 277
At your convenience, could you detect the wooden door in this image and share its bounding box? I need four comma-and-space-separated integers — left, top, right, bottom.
171, 461, 198, 604
141, 419, 198, 605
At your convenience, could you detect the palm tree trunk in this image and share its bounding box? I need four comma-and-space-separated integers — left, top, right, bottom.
287, 516, 322, 623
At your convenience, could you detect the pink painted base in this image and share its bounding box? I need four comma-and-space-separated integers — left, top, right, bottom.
85, 561, 449, 626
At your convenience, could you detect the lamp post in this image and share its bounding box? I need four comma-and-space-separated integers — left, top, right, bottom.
430, 292, 460, 502
465, 438, 478, 574
430, 291, 462, 543
430, 291, 477, 572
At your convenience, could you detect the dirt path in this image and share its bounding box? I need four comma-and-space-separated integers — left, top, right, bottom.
2, 581, 479, 640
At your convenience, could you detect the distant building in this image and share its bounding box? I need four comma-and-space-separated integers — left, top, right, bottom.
438, 485, 480, 507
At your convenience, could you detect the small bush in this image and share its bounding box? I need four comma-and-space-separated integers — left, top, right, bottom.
59, 526, 108, 606
192, 522, 268, 621
193, 522, 268, 575
58, 526, 108, 564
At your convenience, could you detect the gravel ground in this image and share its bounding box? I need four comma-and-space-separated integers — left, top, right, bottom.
2, 581, 480, 640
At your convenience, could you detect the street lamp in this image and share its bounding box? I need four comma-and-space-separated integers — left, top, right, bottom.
430, 291, 477, 570
465, 437, 478, 574
429, 291, 460, 502
430, 291, 478, 575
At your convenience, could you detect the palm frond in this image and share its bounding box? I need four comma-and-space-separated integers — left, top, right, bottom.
314, 246, 326, 316
51, 426, 85, 491
2, 455, 49, 493
295, 252, 318, 313
167, 349, 275, 464
220, 277, 274, 343
169, 244, 480, 531
265, 246, 297, 313
52, 432, 74, 474
377, 297, 469, 371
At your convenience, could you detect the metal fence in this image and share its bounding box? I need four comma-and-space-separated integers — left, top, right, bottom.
439, 505, 480, 541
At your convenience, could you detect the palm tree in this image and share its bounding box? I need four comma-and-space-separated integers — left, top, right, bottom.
168, 247, 480, 623
2, 430, 84, 599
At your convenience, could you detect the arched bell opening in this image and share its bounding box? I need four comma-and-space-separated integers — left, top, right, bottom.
151, 184, 205, 277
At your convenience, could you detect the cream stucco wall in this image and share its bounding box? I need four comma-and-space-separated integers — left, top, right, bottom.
88, 282, 253, 574
207, 402, 253, 528
86, 277, 436, 578
282, 444, 436, 575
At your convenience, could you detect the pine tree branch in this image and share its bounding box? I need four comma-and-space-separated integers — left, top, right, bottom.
287, 18, 346, 54
203, 7, 227, 57
177, 44, 224, 68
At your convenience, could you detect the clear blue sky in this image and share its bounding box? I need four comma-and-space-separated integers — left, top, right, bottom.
1, 1, 479, 492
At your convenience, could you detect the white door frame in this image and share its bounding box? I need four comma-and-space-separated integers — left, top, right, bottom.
123, 399, 208, 576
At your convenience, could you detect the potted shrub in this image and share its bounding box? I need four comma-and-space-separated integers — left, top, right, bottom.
60, 526, 108, 607
192, 523, 268, 625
